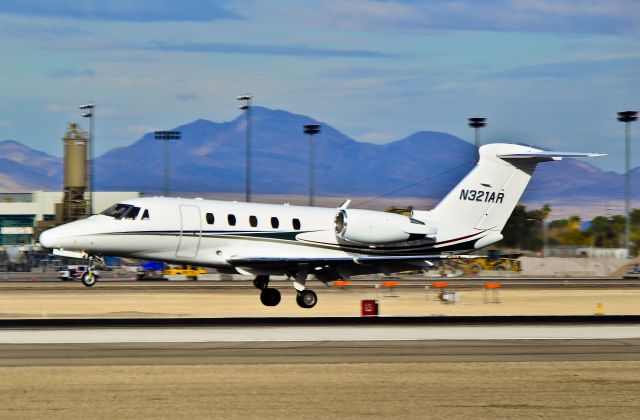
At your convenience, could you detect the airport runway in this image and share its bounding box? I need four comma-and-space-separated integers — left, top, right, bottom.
1, 339, 640, 366
2, 316, 640, 418
1, 320, 640, 365
1, 275, 639, 290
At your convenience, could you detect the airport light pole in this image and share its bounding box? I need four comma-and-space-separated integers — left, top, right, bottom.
154, 130, 181, 197
79, 102, 95, 215
303, 124, 321, 206
237, 94, 253, 202
468, 117, 486, 152
618, 110, 638, 258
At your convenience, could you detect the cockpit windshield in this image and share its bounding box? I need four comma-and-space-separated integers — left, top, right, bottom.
101, 203, 142, 220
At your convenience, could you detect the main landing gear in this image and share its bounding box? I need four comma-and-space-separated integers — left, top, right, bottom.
253, 275, 318, 309
254, 275, 281, 307
296, 289, 317, 309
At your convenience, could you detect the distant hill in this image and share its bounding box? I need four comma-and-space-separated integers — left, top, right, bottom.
0, 140, 62, 191
94, 107, 475, 198
0, 107, 630, 210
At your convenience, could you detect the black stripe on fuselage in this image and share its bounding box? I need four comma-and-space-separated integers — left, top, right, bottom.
100, 229, 486, 256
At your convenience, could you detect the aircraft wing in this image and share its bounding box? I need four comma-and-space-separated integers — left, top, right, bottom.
227, 254, 476, 268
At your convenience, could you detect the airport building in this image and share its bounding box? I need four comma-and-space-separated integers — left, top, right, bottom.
0, 191, 140, 245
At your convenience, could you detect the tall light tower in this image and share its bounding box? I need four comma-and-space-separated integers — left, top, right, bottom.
303, 124, 321, 206
468, 117, 486, 153
154, 130, 181, 197
237, 94, 253, 202
618, 110, 638, 258
79, 102, 95, 215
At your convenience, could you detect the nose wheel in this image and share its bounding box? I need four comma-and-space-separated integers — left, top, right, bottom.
80, 255, 103, 287
296, 289, 317, 309
82, 270, 97, 287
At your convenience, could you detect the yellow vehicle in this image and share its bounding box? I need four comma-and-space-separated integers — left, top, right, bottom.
384, 206, 414, 217
464, 250, 522, 275
163, 265, 208, 280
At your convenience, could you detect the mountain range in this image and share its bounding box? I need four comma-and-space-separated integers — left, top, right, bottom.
0, 107, 633, 210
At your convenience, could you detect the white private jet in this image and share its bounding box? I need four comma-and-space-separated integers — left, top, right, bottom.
39, 143, 603, 308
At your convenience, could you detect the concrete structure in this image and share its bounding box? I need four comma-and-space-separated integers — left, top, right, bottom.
546, 245, 628, 259
0, 191, 140, 245
62, 123, 89, 223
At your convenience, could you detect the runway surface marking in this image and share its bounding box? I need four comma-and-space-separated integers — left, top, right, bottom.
2, 324, 640, 344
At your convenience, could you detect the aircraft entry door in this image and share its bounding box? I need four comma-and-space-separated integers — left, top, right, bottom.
176, 205, 202, 258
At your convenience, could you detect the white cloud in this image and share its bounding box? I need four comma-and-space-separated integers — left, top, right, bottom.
0, 0, 241, 22
121, 125, 156, 136
357, 130, 400, 143
311, 0, 640, 36
44, 103, 69, 113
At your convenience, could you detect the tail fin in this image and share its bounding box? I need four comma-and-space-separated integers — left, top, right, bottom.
429, 143, 603, 232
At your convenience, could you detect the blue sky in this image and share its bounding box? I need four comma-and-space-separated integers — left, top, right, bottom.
0, 0, 638, 172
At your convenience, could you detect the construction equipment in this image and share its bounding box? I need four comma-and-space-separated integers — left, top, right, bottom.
136, 261, 166, 280
464, 249, 522, 275
163, 265, 207, 280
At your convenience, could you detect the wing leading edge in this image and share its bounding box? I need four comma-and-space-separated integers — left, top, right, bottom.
227, 254, 477, 268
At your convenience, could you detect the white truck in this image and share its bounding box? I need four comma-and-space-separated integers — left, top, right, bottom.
58, 265, 100, 281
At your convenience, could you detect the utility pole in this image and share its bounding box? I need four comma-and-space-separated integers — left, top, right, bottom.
303, 124, 321, 206
154, 130, 182, 196
618, 110, 638, 258
237, 94, 253, 202
468, 117, 486, 158
79, 102, 95, 214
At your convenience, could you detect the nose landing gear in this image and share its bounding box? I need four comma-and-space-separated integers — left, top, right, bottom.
81, 256, 103, 287
81, 270, 97, 287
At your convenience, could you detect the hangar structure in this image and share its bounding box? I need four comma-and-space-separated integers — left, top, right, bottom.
0, 191, 140, 245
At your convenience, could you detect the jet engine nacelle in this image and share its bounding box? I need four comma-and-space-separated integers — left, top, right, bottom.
334, 209, 436, 245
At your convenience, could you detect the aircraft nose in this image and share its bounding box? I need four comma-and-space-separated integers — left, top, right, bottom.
38, 227, 58, 248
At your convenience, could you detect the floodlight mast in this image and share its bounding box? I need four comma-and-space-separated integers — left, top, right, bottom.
618, 110, 638, 258
303, 124, 321, 206
468, 117, 486, 150
79, 102, 95, 215
154, 130, 182, 196
237, 93, 253, 202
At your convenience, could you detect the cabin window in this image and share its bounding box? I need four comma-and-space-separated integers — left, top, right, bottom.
101, 203, 142, 220
228, 214, 236, 226
141, 209, 150, 220
101, 203, 131, 219
292, 218, 301, 230
206, 213, 215, 225
271, 217, 279, 229
123, 206, 140, 220
249, 215, 258, 227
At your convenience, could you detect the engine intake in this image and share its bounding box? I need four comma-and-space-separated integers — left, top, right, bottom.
334, 209, 436, 245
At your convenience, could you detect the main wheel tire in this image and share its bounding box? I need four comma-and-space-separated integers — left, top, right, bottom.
260, 288, 281, 306
253, 275, 269, 290
82, 271, 97, 287
296, 290, 318, 309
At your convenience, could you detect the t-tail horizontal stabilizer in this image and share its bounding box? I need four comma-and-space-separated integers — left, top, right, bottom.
498, 150, 606, 160
429, 143, 605, 235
